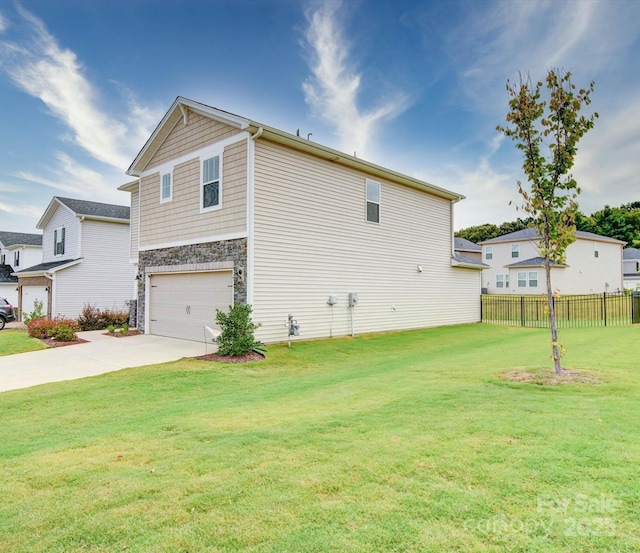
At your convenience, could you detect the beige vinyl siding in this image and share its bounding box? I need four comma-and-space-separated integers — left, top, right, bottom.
53, 220, 134, 318
42, 206, 79, 263
252, 141, 480, 343
139, 139, 248, 247
130, 189, 139, 258
148, 112, 239, 168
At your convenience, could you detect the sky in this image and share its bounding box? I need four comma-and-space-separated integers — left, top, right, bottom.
0, 0, 639, 234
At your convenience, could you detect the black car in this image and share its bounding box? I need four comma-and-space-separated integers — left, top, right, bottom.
0, 297, 16, 330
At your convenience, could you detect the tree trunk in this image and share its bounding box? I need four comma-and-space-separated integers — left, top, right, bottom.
545, 258, 562, 374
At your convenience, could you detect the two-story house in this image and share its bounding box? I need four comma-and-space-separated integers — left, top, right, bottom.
121, 97, 485, 343
480, 228, 625, 295
14, 197, 134, 320
0, 231, 42, 306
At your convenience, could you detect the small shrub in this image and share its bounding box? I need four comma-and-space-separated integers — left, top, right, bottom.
49, 324, 76, 342
99, 309, 129, 328
107, 325, 116, 334
23, 299, 46, 324
27, 318, 56, 340
119, 323, 130, 334
215, 303, 261, 357
77, 304, 102, 331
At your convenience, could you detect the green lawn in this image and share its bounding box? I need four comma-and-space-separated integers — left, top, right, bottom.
0, 324, 638, 552
0, 328, 48, 356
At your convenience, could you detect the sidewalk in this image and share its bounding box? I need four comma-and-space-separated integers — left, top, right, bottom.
1, 328, 208, 393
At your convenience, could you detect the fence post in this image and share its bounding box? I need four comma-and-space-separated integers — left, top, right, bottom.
520, 295, 525, 327
603, 292, 607, 327
632, 292, 640, 324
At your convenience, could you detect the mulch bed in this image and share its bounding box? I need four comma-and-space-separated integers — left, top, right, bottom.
501, 369, 599, 385
42, 337, 88, 348
195, 350, 265, 363
103, 330, 139, 337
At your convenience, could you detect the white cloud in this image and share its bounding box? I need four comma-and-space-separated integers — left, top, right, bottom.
0, 12, 9, 33
301, 0, 408, 159
0, 5, 155, 171
0, 200, 43, 220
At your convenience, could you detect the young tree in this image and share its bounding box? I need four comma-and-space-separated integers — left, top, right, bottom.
497, 69, 597, 374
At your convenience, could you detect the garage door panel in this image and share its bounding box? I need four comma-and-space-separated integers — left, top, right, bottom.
148, 271, 234, 342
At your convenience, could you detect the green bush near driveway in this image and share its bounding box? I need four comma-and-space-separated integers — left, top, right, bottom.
0, 324, 638, 552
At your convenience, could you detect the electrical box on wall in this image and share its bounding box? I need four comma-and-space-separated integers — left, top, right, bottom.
349, 292, 358, 307
327, 295, 338, 306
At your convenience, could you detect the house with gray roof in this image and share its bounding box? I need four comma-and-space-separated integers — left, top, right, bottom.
623, 247, 640, 290
479, 229, 625, 295
13, 197, 134, 320
0, 231, 42, 306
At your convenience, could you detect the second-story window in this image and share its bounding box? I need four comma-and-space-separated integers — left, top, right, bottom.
202, 156, 221, 211
14, 251, 19, 267
161, 172, 172, 202
594, 244, 599, 258
366, 179, 380, 223
511, 244, 520, 258
485, 246, 493, 260
54, 227, 65, 255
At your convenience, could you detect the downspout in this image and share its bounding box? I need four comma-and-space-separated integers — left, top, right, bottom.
245, 127, 263, 307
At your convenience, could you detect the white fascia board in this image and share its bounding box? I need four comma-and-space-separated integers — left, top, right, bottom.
137, 231, 248, 252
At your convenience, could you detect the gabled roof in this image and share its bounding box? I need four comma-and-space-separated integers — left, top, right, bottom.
505, 256, 566, 268
0, 264, 18, 283
37, 197, 130, 229
454, 237, 481, 252
126, 96, 464, 202
0, 231, 42, 248
13, 259, 82, 276
623, 247, 640, 260
480, 228, 625, 245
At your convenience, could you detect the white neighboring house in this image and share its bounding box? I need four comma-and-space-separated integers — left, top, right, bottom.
0, 231, 42, 307
623, 248, 640, 290
121, 96, 486, 343
14, 197, 135, 320
479, 228, 625, 295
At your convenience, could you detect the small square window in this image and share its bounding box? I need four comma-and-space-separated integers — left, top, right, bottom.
485, 246, 493, 260
366, 179, 380, 223
511, 244, 520, 258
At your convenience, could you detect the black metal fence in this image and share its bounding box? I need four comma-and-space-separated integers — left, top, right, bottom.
481, 292, 640, 328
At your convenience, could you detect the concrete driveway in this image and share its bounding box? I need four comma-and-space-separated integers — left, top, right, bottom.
0, 327, 209, 393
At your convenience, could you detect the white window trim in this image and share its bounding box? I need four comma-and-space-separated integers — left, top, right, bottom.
496, 274, 504, 288
54, 226, 65, 257
594, 244, 599, 258
511, 244, 520, 258
200, 145, 224, 214
365, 178, 381, 224
528, 271, 538, 287
485, 246, 493, 260
160, 171, 173, 203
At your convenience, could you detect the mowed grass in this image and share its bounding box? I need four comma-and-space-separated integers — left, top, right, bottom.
0, 328, 47, 356
0, 323, 638, 552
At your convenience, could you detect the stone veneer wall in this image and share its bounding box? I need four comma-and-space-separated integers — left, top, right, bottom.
137, 238, 247, 333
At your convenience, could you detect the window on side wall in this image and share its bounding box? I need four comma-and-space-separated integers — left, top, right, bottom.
366, 179, 380, 223
511, 244, 520, 258
496, 274, 504, 288
505, 274, 509, 288
201, 155, 221, 211
528, 271, 538, 287
14, 251, 19, 267
160, 172, 172, 203
54, 227, 65, 256
485, 246, 493, 260
517, 272, 526, 287
594, 244, 599, 258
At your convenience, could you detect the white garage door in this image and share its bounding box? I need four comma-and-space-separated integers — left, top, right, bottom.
148, 271, 234, 342
21, 286, 48, 320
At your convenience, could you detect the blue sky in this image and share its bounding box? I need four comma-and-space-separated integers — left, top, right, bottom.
0, 0, 639, 234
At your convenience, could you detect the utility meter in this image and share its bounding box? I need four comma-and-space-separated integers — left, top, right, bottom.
349, 292, 359, 307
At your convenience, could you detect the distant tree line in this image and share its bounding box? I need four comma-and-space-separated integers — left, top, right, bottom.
456, 201, 640, 248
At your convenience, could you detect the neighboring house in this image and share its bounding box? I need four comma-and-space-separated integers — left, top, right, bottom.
14, 197, 134, 320
0, 231, 42, 306
121, 96, 485, 343
623, 248, 640, 290
479, 228, 625, 295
